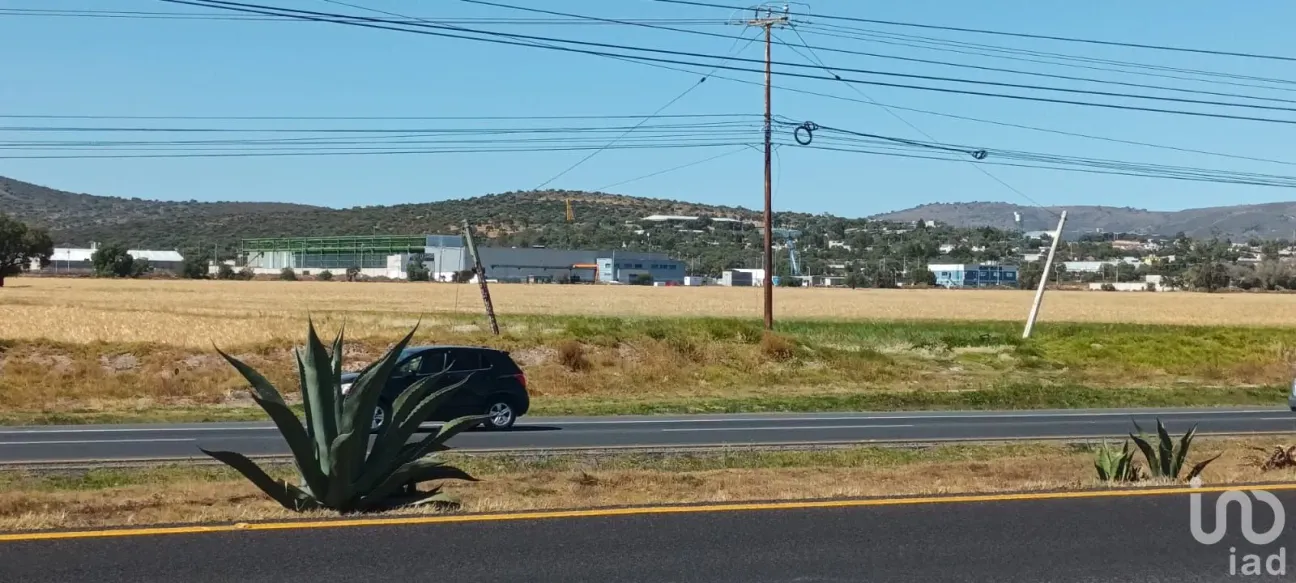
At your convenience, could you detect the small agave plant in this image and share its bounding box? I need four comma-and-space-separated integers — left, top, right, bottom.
205, 320, 484, 512
1129, 419, 1222, 482
1093, 439, 1138, 483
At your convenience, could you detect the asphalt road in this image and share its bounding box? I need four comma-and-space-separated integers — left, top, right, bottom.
2, 490, 1289, 582
1, 406, 1294, 463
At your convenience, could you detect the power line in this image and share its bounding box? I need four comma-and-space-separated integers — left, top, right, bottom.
313, 0, 754, 190
161, 0, 1296, 126
459, 0, 1296, 106
595, 146, 755, 190
0, 7, 729, 25
167, 0, 1296, 116
0, 141, 749, 159
532, 25, 757, 189
652, 0, 1296, 63
0, 113, 755, 121
800, 23, 1296, 91
778, 28, 1056, 214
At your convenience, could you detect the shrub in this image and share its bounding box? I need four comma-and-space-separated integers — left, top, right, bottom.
205, 321, 485, 512
279, 267, 297, 281
1129, 419, 1221, 481
760, 332, 796, 362
345, 266, 362, 282
238, 266, 256, 281
216, 263, 236, 280
556, 340, 591, 372
317, 270, 334, 282
1100, 283, 1117, 292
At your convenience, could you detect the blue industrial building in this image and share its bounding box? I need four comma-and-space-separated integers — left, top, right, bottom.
929, 263, 1020, 288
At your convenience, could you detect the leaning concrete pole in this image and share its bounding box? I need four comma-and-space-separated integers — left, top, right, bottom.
1023, 210, 1067, 339
462, 220, 500, 336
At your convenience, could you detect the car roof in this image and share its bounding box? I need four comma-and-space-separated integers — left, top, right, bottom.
401, 345, 504, 355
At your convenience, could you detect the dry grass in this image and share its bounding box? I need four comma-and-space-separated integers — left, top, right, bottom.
1, 437, 1291, 532
3, 278, 1295, 347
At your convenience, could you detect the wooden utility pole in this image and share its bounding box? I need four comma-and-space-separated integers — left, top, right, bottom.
461, 220, 500, 335
747, 6, 788, 330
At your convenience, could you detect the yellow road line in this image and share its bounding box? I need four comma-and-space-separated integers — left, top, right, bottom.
5, 482, 1296, 543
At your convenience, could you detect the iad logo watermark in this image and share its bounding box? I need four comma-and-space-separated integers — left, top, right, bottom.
1190, 479, 1287, 576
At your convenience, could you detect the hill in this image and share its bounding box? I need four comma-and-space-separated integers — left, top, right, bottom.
0, 175, 767, 249
6, 175, 1296, 250
870, 201, 1296, 240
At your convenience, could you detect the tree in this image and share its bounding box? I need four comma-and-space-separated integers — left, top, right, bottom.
844, 271, 867, 289
0, 213, 53, 287
179, 249, 211, 279
91, 244, 136, 278
906, 266, 936, 286
131, 257, 153, 278
1018, 261, 1044, 290
1185, 261, 1229, 292
406, 254, 430, 282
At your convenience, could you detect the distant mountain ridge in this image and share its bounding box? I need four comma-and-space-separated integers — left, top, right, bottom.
868, 201, 1296, 240
4, 175, 1294, 248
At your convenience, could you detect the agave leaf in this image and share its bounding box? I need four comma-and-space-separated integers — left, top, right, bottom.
1187, 452, 1223, 481
1130, 432, 1162, 477
401, 489, 459, 508
294, 348, 314, 443
216, 347, 288, 406
302, 318, 340, 448
337, 325, 421, 476
358, 372, 470, 492
216, 348, 330, 497
283, 481, 323, 512
396, 414, 491, 468
331, 325, 345, 384
246, 393, 330, 499
1155, 419, 1174, 478
323, 431, 360, 510
1172, 424, 1199, 478
359, 456, 478, 509
201, 448, 309, 511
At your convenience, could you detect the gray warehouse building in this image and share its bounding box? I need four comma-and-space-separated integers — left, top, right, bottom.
239, 234, 686, 284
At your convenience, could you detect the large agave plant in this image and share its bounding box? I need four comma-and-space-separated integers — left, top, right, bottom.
204, 320, 484, 512
1129, 419, 1222, 482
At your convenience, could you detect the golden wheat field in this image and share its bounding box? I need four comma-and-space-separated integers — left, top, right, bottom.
0, 277, 1292, 347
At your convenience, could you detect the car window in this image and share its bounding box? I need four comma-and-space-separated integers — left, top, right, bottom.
447, 350, 486, 372
418, 350, 447, 374
394, 355, 422, 377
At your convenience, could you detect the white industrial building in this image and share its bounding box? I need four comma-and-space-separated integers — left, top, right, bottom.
31, 243, 185, 273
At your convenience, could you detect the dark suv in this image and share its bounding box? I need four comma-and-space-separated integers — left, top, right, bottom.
340, 345, 530, 432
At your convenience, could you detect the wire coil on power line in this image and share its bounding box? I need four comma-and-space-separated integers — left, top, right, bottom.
793, 121, 818, 145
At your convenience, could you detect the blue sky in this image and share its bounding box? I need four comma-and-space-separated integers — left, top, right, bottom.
4, 0, 1296, 217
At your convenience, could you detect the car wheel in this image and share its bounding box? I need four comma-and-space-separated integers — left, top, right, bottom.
371, 401, 392, 433
482, 398, 517, 430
